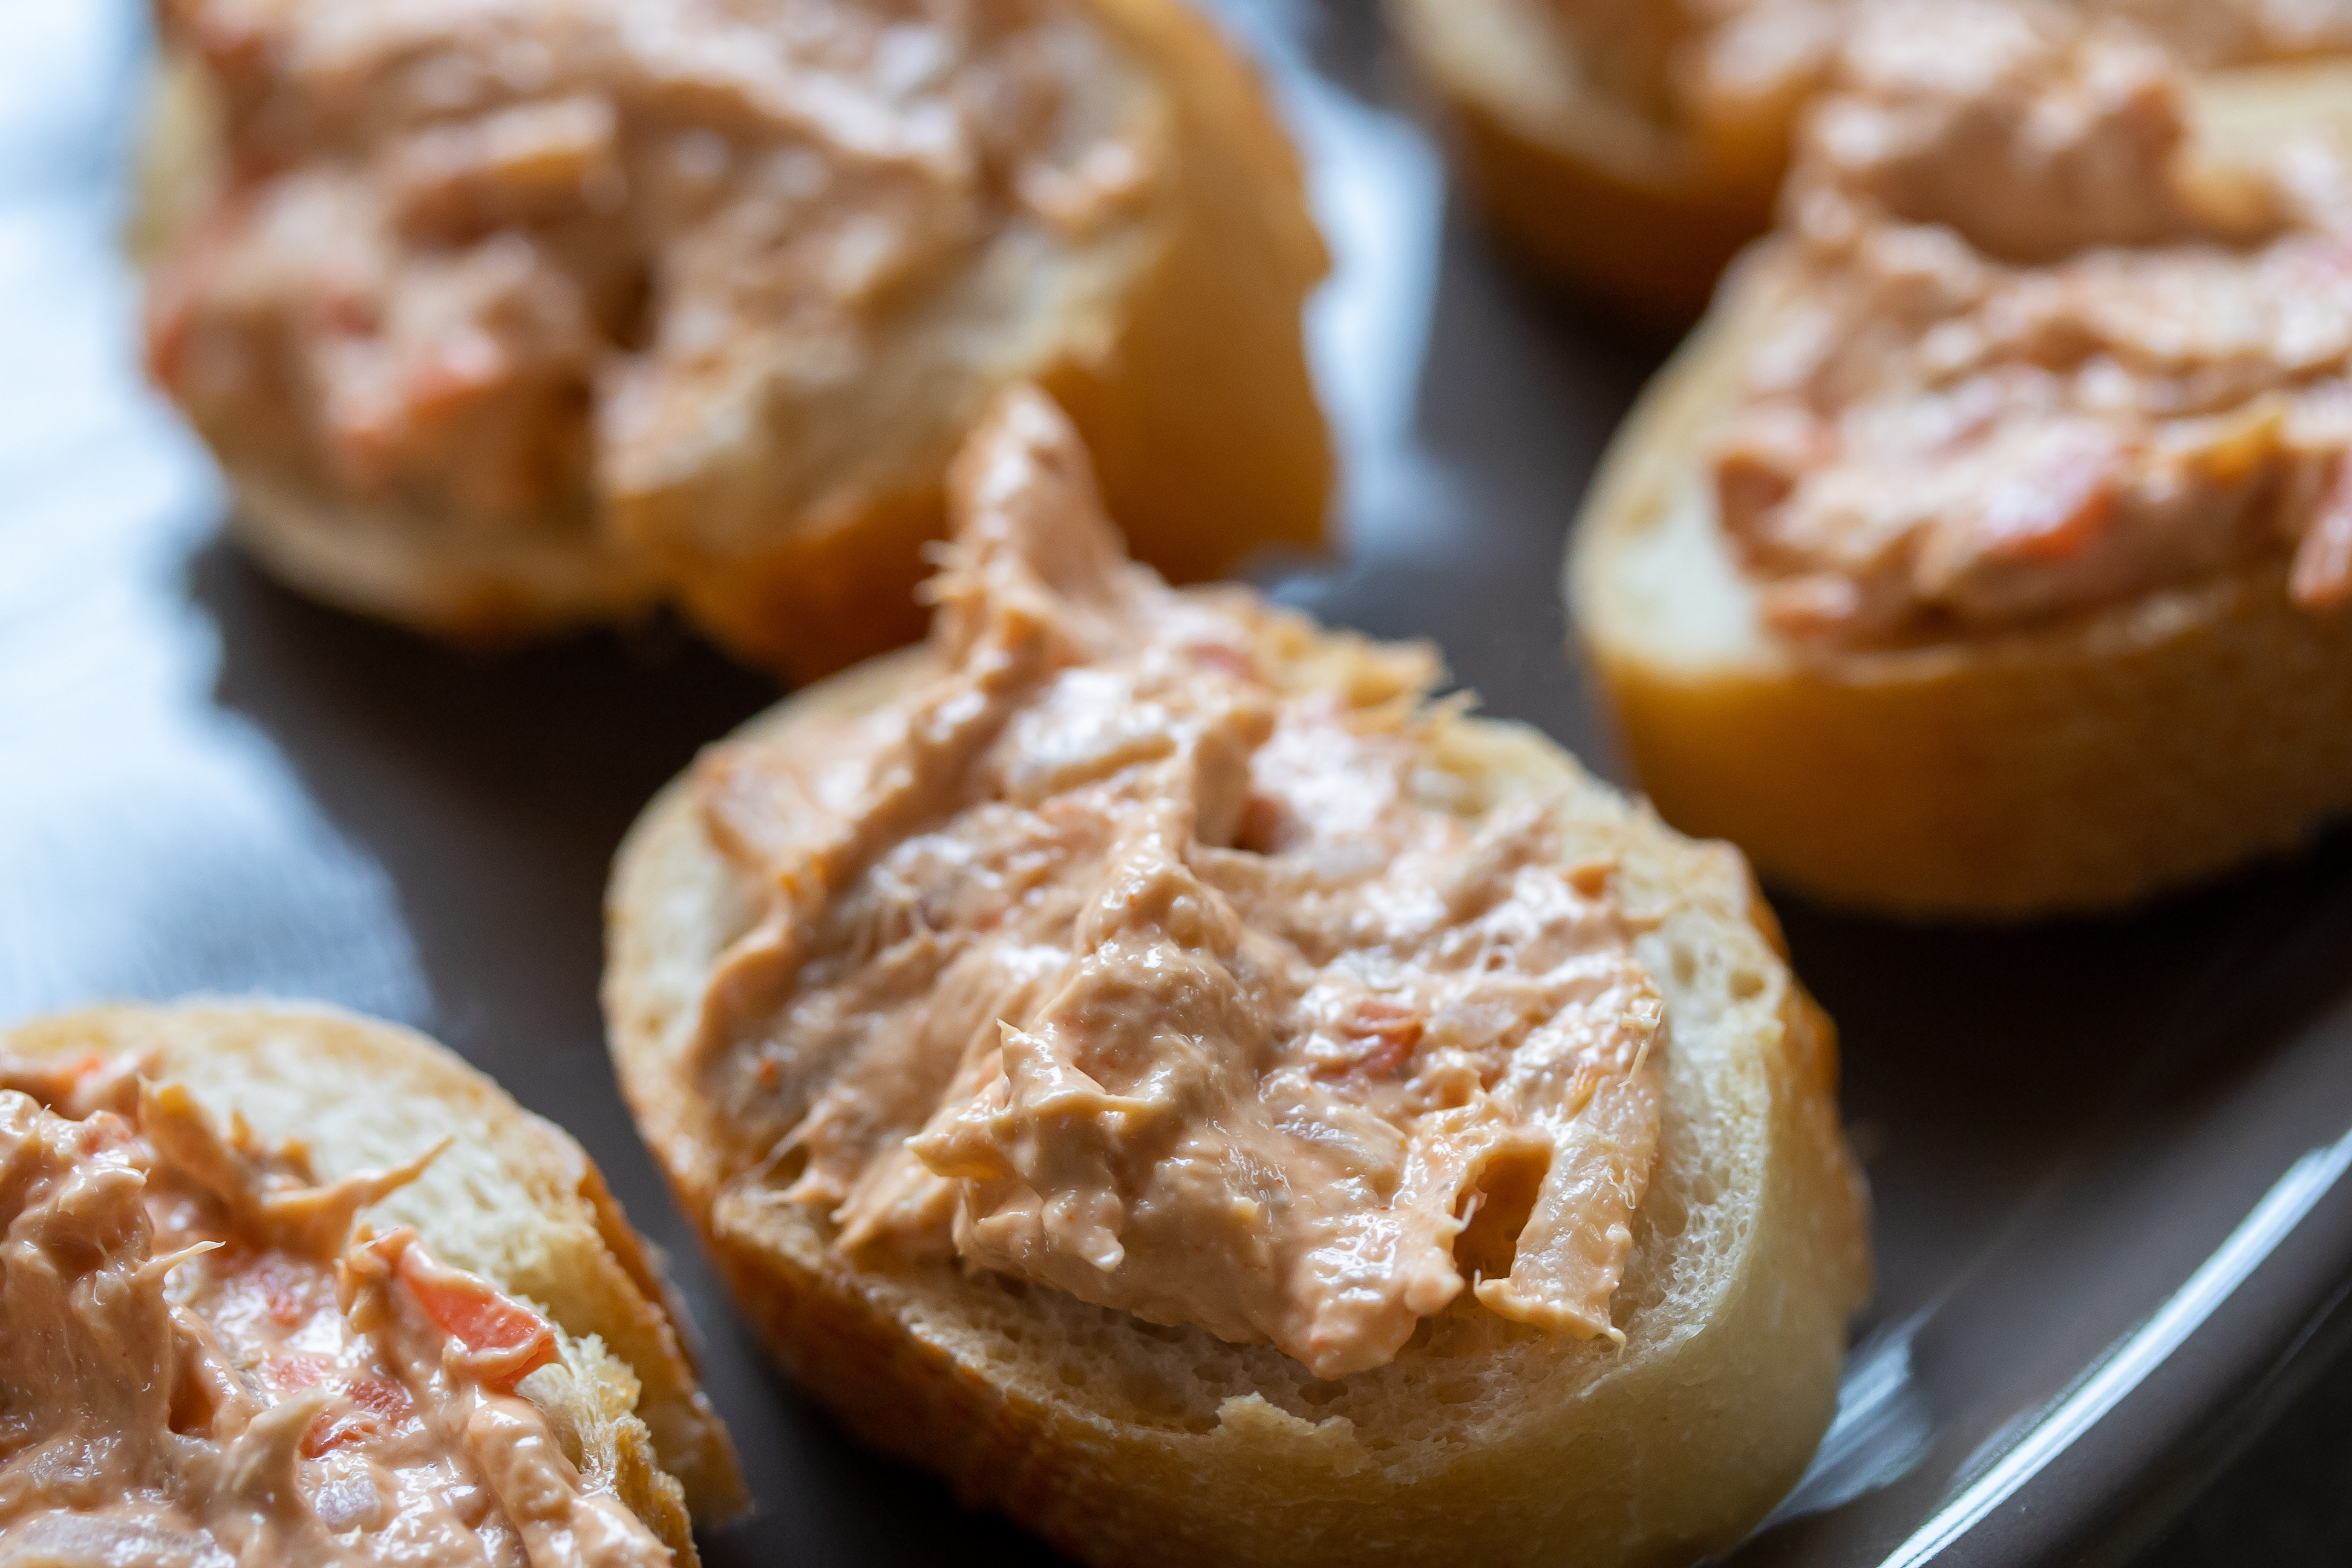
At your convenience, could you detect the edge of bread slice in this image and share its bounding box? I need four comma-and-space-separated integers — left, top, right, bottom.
134, 0, 1331, 680
1, 1001, 747, 1558
1568, 63, 2352, 918
604, 641, 1870, 1568
1384, 0, 1786, 320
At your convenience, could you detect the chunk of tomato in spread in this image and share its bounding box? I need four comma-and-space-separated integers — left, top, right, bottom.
394, 1243, 561, 1391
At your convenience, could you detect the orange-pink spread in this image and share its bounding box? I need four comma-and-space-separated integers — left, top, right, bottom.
146, 0, 1152, 540
690, 391, 1665, 1379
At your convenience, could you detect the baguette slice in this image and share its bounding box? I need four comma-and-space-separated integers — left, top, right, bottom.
139, 0, 1330, 680
0, 1000, 746, 1556
132, 49, 668, 643
1569, 62, 2352, 918
605, 501, 1870, 1563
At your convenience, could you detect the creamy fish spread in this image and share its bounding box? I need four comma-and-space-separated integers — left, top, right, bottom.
690, 390, 1664, 1380
146, 0, 1154, 540
0, 1054, 667, 1567
1711, 0, 2352, 646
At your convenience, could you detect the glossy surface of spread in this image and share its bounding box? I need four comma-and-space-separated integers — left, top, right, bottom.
1710, 0, 2352, 646
0, 1054, 669, 1567
690, 391, 1664, 1379
145, 0, 1152, 543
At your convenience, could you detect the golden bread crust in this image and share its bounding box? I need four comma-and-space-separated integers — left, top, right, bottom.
138, 0, 1330, 680
229, 471, 662, 646
1387, 4, 2352, 322
0, 1001, 746, 1552
1385, 0, 1783, 321
604, 641, 1869, 1568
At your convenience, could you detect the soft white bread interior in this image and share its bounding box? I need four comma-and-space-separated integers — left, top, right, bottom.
0, 1001, 746, 1557
137, 0, 1331, 680
1569, 62, 2352, 918
606, 648, 1870, 1566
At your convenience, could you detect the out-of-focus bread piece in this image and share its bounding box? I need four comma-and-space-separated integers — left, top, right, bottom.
141, 0, 1329, 679
1390, 0, 2352, 319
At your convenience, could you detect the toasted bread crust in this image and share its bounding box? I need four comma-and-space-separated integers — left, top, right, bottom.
230, 471, 661, 646
139, 0, 1330, 680
1570, 91, 2352, 917
0, 1001, 746, 1553
604, 642, 1869, 1568
1386, 0, 1782, 321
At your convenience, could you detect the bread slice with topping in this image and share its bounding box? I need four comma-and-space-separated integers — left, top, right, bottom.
138, 0, 1328, 679
0, 1001, 744, 1563
605, 385, 1869, 1566
1569, 53, 2352, 917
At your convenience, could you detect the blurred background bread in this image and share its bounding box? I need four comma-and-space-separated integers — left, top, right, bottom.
1390, 0, 2352, 320
138, 0, 1330, 679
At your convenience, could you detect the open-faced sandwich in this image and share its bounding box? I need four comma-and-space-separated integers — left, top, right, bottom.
140, 0, 1329, 679
1390, 0, 2352, 318
1571, 0, 2352, 916
0, 1001, 743, 1564
606, 385, 1870, 1566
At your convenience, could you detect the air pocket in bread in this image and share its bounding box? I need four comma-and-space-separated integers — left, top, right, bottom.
140, 0, 1329, 679
0, 1001, 743, 1564
605, 385, 1869, 1567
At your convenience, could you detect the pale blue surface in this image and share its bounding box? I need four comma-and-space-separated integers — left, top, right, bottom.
0, 1, 428, 1022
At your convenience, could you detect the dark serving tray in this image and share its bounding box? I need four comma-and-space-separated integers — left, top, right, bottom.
7, 2, 2351, 1564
